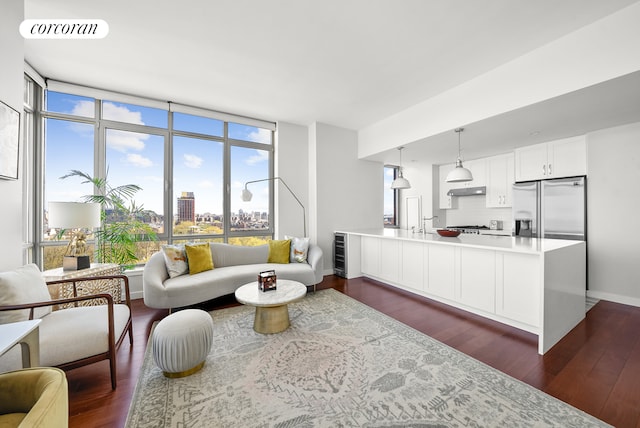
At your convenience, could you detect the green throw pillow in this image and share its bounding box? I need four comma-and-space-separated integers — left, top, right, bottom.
185, 243, 214, 275
268, 239, 291, 264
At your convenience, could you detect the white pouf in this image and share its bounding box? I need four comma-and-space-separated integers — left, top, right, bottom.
152, 309, 214, 378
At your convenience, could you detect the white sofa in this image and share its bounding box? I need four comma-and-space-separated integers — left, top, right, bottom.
143, 242, 324, 309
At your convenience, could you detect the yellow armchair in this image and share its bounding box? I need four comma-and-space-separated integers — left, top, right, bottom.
0, 367, 68, 427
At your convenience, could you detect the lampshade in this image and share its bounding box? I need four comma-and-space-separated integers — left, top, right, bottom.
48, 202, 101, 229
446, 160, 474, 182
391, 147, 411, 189
391, 174, 411, 189
446, 128, 473, 183
241, 188, 253, 202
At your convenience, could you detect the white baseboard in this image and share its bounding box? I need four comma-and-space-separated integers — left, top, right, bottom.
125, 268, 144, 301
587, 290, 640, 308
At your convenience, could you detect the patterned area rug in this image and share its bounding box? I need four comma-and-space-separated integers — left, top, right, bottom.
126, 289, 609, 427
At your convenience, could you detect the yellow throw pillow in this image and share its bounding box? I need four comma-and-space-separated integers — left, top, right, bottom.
185, 243, 214, 275
268, 239, 291, 264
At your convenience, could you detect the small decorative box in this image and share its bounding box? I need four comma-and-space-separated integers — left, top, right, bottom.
258, 270, 277, 292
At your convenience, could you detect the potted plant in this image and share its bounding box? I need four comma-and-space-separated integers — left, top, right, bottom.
61, 170, 158, 270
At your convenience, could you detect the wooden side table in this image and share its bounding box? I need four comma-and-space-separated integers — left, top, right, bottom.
43, 263, 122, 309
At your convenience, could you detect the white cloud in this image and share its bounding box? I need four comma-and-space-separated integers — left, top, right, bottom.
199, 180, 215, 188
102, 102, 144, 125
184, 154, 203, 168
248, 128, 271, 144
385, 168, 395, 177
245, 149, 269, 165
107, 129, 147, 152
125, 153, 152, 167
71, 100, 95, 117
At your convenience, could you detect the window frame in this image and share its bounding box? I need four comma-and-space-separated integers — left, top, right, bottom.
34, 85, 275, 269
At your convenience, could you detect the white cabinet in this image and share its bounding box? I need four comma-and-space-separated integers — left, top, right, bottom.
379, 239, 400, 283
496, 253, 540, 327
361, 236, 380, 277
515, 136, 586, 182
401, 241, 424, 291
458, 248, 496, 313
486, 153, 514, 207
361, 237, 400, 284
460, 158, 486, 187
353, 231, 586, 354
549, 136, 587, 179
438, 163, 456, 209
426, 245, 455, 300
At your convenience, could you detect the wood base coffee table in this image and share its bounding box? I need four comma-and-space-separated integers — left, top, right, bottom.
235, 279, 307, 334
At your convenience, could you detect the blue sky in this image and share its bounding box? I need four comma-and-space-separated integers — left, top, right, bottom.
45, 91, 272, 216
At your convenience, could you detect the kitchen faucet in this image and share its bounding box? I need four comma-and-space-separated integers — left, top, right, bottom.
422, 216, 438, 233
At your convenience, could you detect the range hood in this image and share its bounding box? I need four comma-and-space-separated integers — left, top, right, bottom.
447, 186, 486, 197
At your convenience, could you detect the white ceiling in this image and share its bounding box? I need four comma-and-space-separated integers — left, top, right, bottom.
24, 0, 640, 164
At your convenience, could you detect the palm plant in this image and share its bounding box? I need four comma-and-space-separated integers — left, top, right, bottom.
61, 169, 158, 270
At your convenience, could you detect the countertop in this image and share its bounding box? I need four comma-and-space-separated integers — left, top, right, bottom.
335, 228, 584, 254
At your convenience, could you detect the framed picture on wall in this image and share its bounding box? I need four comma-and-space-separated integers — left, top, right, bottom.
0, 99, 20, 180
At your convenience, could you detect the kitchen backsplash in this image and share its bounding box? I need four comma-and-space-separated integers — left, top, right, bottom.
444, 195, 512, 231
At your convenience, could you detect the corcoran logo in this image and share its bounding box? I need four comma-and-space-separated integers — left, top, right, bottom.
20, 19, 109, 39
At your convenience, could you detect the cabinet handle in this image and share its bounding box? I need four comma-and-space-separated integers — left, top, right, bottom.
543, 164, 546, 175
548, 164, 552, 175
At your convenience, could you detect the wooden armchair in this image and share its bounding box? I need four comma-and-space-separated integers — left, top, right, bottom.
0, 265, 133, 390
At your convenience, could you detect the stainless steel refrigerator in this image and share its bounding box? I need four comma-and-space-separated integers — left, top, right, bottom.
512, 176, 586, 241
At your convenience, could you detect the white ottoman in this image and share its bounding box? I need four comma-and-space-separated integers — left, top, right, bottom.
152, 309, 214, 378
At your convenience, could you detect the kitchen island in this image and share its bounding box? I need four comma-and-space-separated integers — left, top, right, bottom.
337, 229, 586, 354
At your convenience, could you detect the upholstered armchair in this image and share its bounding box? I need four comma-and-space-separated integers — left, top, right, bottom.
0, 264, 133, 389
0, 367, 68, 427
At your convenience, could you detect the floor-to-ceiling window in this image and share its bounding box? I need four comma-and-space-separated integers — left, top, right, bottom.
36, 83, 275, 270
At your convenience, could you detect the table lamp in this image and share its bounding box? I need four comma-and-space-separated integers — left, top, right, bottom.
48, 202, 101, 271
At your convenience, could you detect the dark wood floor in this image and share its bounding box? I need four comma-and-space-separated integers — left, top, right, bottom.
66, 275, 640, 427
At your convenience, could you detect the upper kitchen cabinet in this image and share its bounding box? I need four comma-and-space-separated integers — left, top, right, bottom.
486, 153, 515, 207
515, 136, 587, 182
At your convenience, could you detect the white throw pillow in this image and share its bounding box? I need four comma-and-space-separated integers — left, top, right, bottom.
161, 244, 189, 278
285, 236, 310, 263
0, 264, 52, 324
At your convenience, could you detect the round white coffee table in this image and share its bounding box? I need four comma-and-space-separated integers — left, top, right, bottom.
235, 279, 307, 334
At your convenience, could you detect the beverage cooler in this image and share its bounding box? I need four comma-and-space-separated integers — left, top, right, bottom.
333, 233, 347, 278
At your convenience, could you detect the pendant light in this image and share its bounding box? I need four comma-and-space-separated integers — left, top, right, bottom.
391, 146, 411, 189
446, 128, 473, 183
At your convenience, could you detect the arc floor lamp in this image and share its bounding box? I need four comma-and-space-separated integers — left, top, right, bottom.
241, 177, 306, 237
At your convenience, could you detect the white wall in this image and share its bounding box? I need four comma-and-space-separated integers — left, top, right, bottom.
444, 196, 511, 230
0, 0, 25, 271
309, 122, 382, 273
587, 121, 640, 305
275, 122, 309, 239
